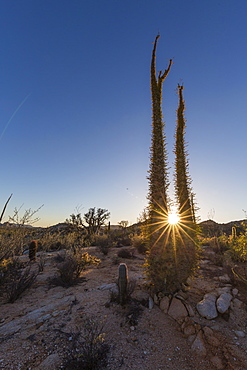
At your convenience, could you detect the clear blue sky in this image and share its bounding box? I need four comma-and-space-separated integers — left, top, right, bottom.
1, 0, 247, 227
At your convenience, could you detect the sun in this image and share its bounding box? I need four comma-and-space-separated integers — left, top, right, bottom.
168, 212, 180, 225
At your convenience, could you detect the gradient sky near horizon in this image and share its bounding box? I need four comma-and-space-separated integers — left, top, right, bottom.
1, 0, 247, 227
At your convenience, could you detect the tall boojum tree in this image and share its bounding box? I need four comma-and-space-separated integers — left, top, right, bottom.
148, 34, 172, 234
145, 36, 197, 294
174, 85, 195, 228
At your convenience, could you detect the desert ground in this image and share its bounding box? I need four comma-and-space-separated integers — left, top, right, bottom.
0, 243, 246, 370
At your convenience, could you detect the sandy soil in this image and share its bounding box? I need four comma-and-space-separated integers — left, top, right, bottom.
0, 246, 246, 369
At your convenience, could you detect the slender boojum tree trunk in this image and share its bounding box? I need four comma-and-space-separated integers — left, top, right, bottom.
0, 194, 12, 223
148, 35, 172, 236
174, 85, 194, 226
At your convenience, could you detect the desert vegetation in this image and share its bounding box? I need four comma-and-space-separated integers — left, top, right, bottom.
144, 35, 198, 295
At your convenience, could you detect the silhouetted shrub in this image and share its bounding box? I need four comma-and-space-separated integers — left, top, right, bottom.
50, 241, 63, 250
53, 250, 67, 263
117, 248, 133, 259
115, 237, 132, 247
131, 235, 148, 254
92, 235, 112, 255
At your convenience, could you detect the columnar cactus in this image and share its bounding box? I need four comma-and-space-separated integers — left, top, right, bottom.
232, 226, 237, 239
29, 240, 38, 261
118, 263, 128, 305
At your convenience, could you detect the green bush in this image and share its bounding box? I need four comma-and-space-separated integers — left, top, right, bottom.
228, 232, 247, 262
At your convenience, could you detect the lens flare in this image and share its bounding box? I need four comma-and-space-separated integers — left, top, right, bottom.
146, 197, 197, 251
168, 212, 180, 225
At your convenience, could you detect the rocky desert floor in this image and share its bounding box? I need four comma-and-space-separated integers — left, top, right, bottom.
0, 244, 246, 370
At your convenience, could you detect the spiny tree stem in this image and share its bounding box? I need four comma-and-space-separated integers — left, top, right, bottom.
148, 35, 172, 225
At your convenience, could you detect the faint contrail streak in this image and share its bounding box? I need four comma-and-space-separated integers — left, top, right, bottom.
0, 93, 32, 142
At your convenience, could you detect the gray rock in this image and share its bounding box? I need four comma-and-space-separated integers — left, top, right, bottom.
210, 355, 224, 369
218, 274, 231, 283
216, 293, 232, 313
232, 298, 243, 309
0, 320, 22, 337
0, 295, 75, 338
216, 286, 231, 295
98, 283, 117, 291
196, 293, 218, 319
148, 296, 154, 309
167, 297, 188, 321
203, 326, 214, 336
191, 330, 207, 356
35, 353, 62, 369
183, 323, 197, 337
183, 302, 195, 317
232, 288, 238, 296
153, 294, 159, 305
234, 330, 245, 338
132, 289, 149, 302
159, 296, 170, 313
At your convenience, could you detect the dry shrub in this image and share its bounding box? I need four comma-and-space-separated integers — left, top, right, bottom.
53, 251, 100, 287
0, 257, 26, 287
131, 235, 148, 254
125, 300, 143, 326
93, 235, 112, 255
7, 264, 38, 303
0, 231, 19, 262
117, 248, 133, 259
37, 252, 46, 272
63, 317, 109, 370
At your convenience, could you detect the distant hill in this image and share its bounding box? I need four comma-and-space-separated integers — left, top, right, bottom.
199, 219, 246, 237
1, 219, 246, 239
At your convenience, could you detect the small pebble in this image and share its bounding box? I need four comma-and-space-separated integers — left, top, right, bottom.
234, 330, 245, 338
